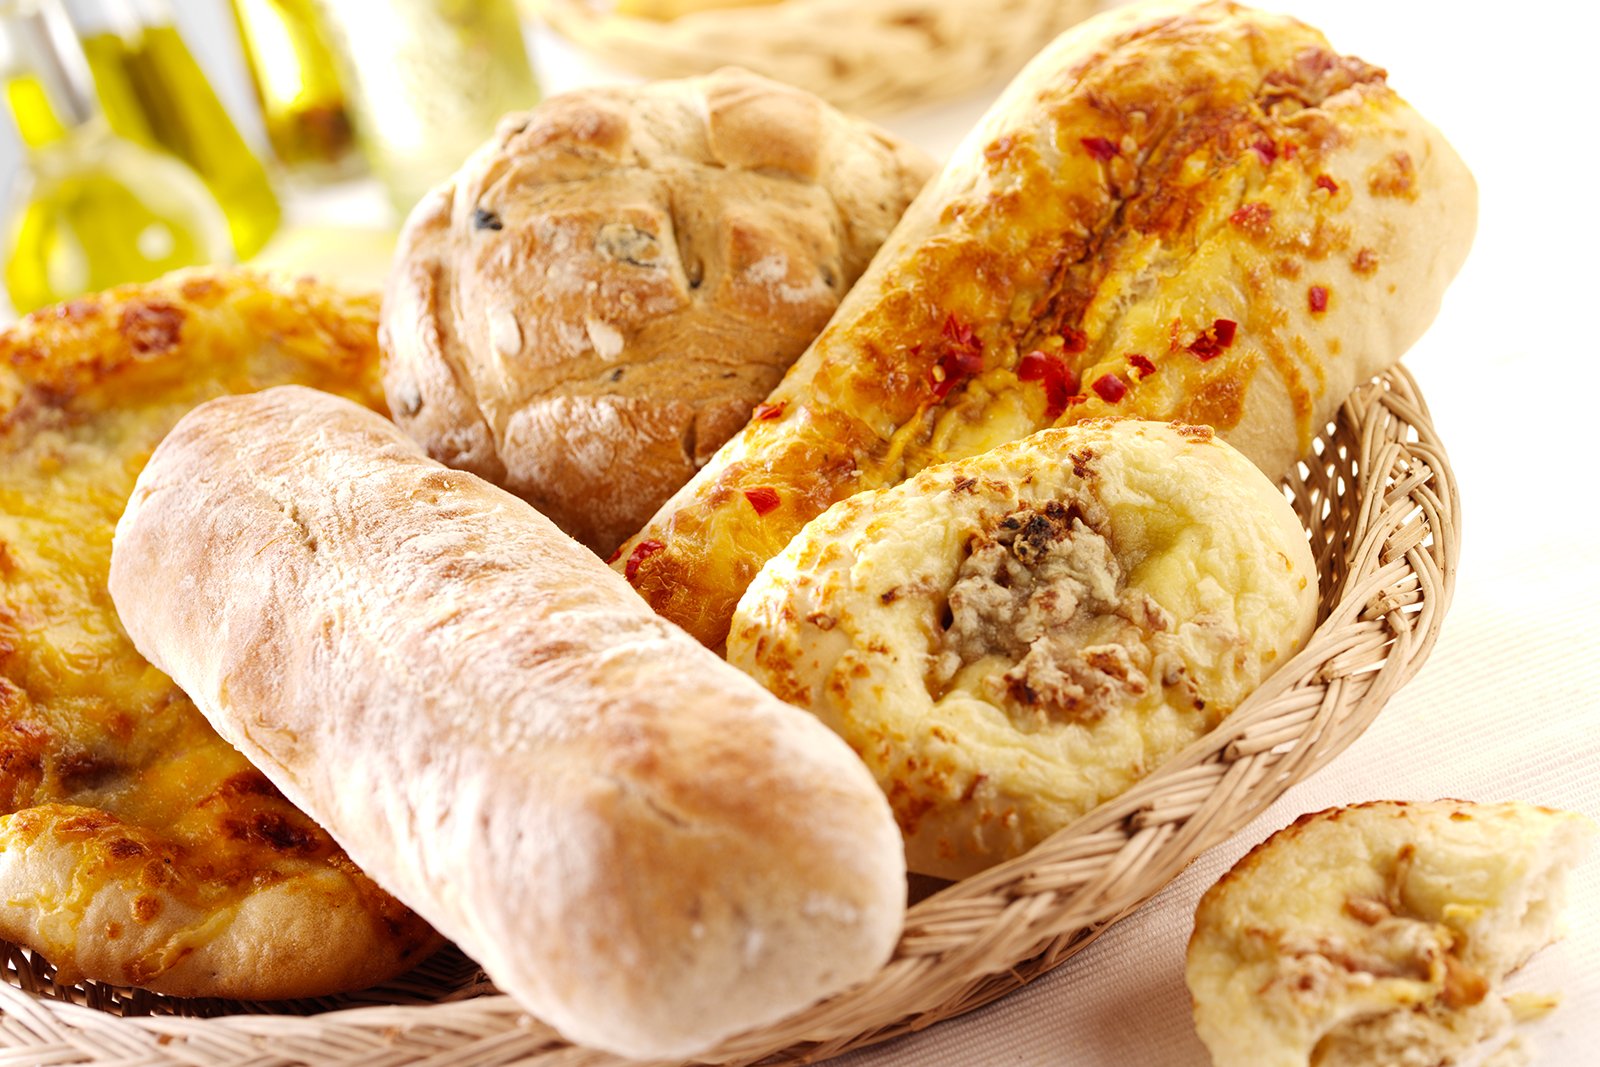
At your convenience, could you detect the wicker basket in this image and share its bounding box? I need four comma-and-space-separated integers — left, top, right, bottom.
0, 365, 1458, 1066
531, 0, 1107, 115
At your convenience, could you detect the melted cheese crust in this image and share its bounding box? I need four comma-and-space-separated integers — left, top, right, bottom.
727, 420, 1316, 878
0, 269, 439, 996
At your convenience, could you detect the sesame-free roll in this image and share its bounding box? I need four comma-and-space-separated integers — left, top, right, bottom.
109, 385, 905, 1058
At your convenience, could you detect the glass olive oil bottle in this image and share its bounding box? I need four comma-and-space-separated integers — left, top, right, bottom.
228, 0, 360, 181
1, 0, 230, 314
315, 0, 538, 217
69, 0, 282, 259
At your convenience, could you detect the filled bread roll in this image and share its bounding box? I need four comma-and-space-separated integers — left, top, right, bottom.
728, 419, 1316, 878
1187, 800, 1595, 1067
108, 386, 905, 1059
381, 67, 933, 557
615, 0, 1477, 649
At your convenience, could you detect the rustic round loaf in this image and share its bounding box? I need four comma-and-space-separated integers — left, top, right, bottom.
380, 67, 933, 555
727, 419, 1318, 879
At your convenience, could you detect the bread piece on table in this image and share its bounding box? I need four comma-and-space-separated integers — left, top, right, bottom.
729, 420, 1317, 878
108, 385, 905, 1059
0, 269, 438, 998
1187, 800, 1595, 1067
614, 0, 1477, 649
381, 67, 933, 557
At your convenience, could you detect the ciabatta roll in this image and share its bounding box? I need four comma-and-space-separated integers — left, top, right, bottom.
109, 385, 905, 1059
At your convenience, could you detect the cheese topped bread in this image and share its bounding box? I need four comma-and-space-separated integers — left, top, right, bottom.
729, 419, 1317, 878
1187, 800, 1595, 1067
0, 270, 440, 997
615, 0, 1477, 649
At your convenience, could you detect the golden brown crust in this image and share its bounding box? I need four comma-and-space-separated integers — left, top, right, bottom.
381, 68, 933, 556
108, 386, 906, 1058
0, 269, 440, 997
614, 0, 1477, 648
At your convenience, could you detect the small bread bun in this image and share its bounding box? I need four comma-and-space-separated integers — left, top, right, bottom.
1187, 800, 1596, 1067
381, 67, 932, 556
728, 419, 1318, 878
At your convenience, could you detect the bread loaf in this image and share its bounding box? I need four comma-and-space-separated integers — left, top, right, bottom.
108, 385, 905, 1058
1187, 800, 1595, 1067
381, 67, 932, 557
614, 0, 1477, 648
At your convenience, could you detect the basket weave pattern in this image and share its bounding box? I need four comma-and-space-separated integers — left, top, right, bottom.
0, 366, 1458, 1065
534, 0, 1106, 114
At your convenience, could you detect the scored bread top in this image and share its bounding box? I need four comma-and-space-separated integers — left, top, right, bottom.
613, 0, 1477, 648
381, 67, 933, 556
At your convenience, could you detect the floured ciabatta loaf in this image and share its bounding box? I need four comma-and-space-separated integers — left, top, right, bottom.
616, 0, 1477, 648
381, 67, 932, 556
109, 387, 905, 1059
728, 420, 1317, 878
1187, 800, 1596, 1067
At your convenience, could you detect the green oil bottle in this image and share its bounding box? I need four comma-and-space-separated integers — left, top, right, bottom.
228, 0, 361, 181
69, 0, 282, 259
2, 0, 230, 315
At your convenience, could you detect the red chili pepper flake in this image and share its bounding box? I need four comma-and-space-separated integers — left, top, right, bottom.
1127, 353, 1156, 378
752, 400, 786, 421
1315, 174, 1339, 194
743, 487, 781, 515
1250, 138, 1278, 165
623, 539, 664, 582
1092, 373, 1127, 403
1060, 326, 1088, 354
1080, 136, 1118, 162
928, 313, 985, 400
1187, 318, 1239, 362
1308, 285, 1329, 313
1018, 349, 1081, 419
1229, 202, 1272, 230
942, 313, 977, 348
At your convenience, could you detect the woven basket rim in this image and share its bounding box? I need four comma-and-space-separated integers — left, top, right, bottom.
0, 364, 1459, 1066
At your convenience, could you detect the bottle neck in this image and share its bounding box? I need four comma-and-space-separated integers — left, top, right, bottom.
1, 0, 103, 147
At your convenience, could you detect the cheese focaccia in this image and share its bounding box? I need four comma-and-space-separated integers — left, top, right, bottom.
0, 270, 440, 997
728, 419, 1317, 878
615, 0, 1477, 649
1187, 800, 1596, 1067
